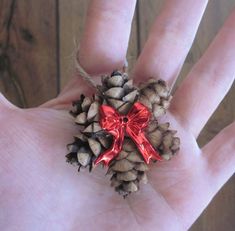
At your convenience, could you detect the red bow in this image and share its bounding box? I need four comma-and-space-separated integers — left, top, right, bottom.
94, 102, 163, 166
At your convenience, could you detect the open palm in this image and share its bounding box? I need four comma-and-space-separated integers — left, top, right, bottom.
0, 1, 235, 231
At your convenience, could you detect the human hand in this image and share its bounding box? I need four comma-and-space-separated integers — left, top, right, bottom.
0, 1, 235, 231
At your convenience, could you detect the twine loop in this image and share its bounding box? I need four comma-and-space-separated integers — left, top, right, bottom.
75, 55, 128, 89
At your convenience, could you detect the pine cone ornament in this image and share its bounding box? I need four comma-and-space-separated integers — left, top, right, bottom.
66, 71, 180, 197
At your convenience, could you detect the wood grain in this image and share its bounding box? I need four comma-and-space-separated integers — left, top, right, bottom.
137, 0, 164, 50
59, 0, 139, 89
127, 9, 139, 74
0, 0, 58, 107
59, 0, 89, 89
137, 0, 235, 230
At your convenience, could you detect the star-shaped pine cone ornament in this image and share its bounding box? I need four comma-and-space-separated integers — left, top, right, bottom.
66, 70, 180, 197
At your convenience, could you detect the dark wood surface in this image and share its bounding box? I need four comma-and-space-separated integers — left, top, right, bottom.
0, 0, 58, 107
0, 0, 234, 230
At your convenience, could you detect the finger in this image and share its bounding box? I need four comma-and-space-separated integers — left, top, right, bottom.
133, 0, 208, 86
56, 0, 136, 107
202, 122, 235, 193
79, 0, 136, 75
171, 9, 235, 137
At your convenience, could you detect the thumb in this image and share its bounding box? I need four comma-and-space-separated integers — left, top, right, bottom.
0, 93, 18, 111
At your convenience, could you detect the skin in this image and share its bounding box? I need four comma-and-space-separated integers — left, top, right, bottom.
0, 0, 234, 230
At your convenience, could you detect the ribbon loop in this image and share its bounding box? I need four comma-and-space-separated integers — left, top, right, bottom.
94, 102, 163, 166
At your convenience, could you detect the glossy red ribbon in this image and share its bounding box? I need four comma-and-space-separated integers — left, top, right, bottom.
94, 102, 163, 166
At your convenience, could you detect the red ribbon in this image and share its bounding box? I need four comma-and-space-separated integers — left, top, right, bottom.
94, 102, 163, 166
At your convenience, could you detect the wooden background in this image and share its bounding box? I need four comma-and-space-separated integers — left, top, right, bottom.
0, 0, 234, 230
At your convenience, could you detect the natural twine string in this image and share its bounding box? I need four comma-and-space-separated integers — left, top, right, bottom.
75, 57, 97, 89
75, 54, 129, 89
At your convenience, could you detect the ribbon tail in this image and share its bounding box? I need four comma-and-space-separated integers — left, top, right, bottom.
94, 149, 118, 167
94, 127, 124, 167
140, 133, 163, 163
127, 128, 163, 164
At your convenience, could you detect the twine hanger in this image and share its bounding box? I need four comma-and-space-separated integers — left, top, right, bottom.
75, 53, 129, 89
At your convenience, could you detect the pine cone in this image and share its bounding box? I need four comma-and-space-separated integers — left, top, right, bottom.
147, 122, 180, 160
99, 70, 139, 114
66, 94, 108, 171
66, 71, 180, 197
107, 138, 148, 197
139, 78, 172, 119
107, 122, 180, 197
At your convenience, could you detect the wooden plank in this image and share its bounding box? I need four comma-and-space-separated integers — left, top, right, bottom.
137, 0, 164, 49
59, 0, 139, 89
137, 0, 235, 230
179, 0, 235, 87
0, 0, 58, 107
59, 0, 89, 89
127, 9, 139, 74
